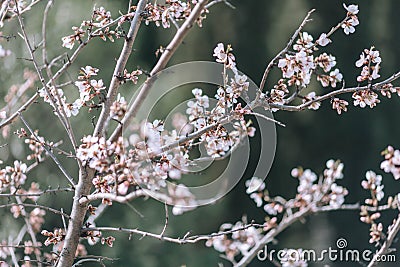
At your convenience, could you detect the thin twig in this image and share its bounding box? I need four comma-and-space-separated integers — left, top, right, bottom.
83, 222, 258, 245
19, 113, 76, 187
0, 187, 74, 198
159, 202, 169, 239
0, 202, 71, 219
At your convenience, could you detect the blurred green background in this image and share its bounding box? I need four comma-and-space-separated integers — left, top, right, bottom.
0, 0, 399, 266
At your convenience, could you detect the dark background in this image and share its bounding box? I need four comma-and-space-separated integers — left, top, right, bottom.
0, 0, 399, 266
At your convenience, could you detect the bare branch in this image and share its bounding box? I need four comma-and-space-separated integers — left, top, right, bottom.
78, 189, 171, 205
83, 222, 260, 245
110, 0, 209, 142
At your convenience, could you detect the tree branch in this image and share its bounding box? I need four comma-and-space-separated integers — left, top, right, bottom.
93, 0, 148, 137
267, 71, 400, 111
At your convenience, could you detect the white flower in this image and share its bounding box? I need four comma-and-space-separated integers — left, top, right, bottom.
342, 17, 359, 35
343, 3, 359, 15
303, 92, 321, 110
61, 36, 75, 49
213, 43, 227, 63
90, 79, 105, 91
317, 33, 331, 46
192, 88, 203, 97
371, 63, 381, 80
212, 43, 236, 69
329, 68, 343, 87
353, 90, 380, 108
332, 98, 348, 115
355, 52, 366, 67
245, 177, 265, 194
250, 193, 263, 207
0, 45, 11, 57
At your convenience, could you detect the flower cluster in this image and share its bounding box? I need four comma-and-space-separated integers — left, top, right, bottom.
72, 65, 106, 114
267, 79, 289, 107
117, 69, 143, 84
166, 44, 253, 158
186, 88, 209, 122
138, 0, 207, 28
302, 92, 320, 110
380, 146, 400, 180
0, 160, 27, 191
23, 130, 56, 162
29, 208, 46, 233
38, 86, 77, 118
355, 46, 381, 82
292, 160, 347, 208
62, 6, 115, 49
342, 4, 359, 35
41, 229, 65, 246
277, 32, 343, 89
101, 236, 116, 247
380, 83, 400, 98
110, 93, 127, 119
76, 129, 191, 207
40, 66, 105, 116
77, 136, 130, 202
352, 90, 380, 108
362, 171, 384, 204
61, 26, 85, 49
205, 220, 262, 260
208, 161, 348, 261
278, 48, 315, 87
359, 148, 400, 245
213, 43, 236, 70
331, 98, 349, 114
